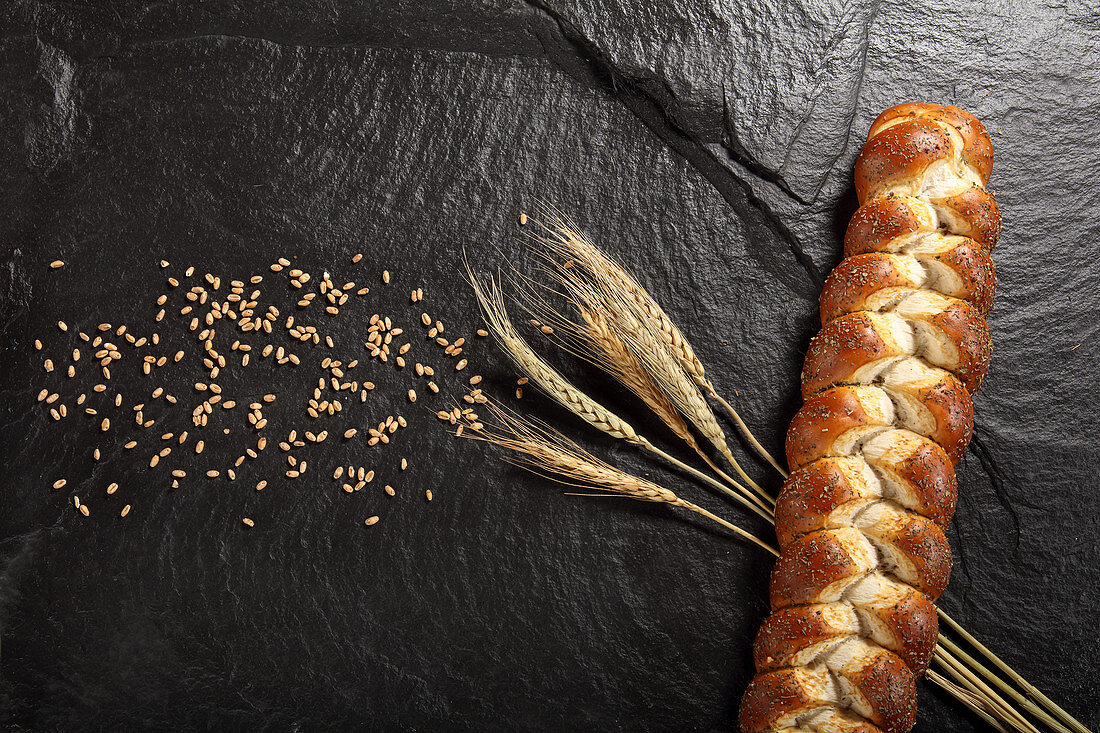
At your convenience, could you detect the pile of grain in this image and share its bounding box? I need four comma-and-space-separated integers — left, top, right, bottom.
34, 255, 491, 528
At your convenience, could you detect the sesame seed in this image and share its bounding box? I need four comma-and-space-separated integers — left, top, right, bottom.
80, 504, 90, 517
426, 490, 433, 501
242, 518, 255, 527
107, 482, 118, 494
256, 480, 267, 491
382, 270, 390, 284
400, 458, 408, 471
408, 389, 417, 402
50, 260, 65, 269
53, 478, 67, 489
364, 516, 379, 526
121, 504, 131, 517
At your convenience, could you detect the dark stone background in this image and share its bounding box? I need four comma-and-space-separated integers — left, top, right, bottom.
1, 1, 1097, 731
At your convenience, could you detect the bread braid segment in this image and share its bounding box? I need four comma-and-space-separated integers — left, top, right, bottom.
739, 104, 999, 733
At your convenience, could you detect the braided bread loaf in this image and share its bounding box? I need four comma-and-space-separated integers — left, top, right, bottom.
739, 103, 1000, 733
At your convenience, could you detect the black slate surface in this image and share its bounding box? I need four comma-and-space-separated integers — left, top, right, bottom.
2, 2, 1098, 731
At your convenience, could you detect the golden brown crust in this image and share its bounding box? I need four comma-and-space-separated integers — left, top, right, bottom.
855, 118, 954, 204
754, 604, 853, 671
918, 297, 993, 392
859, 512, 952, 600
802, 312, 893, 397
775, 460, 876, 546
820, 247, 996, 322
803, 302, 991, 395
845, 194, 937, 256
739, 668, 883, 733
741, 647, 917, 733
775, 454, 957, 545
739, 669, 811, 733
935, 186, 1002, 251
786, 386, 878, 472
819, 254, 920, 321
906, 371, 974, 463
753, 594, 936, 675
875, 588, 939, 672
786, 382, 971, 468
842, 651, 919, 733
874, 435, 958, 524
868, 103, 993, 185
844, 190, 1000, 258
770, 529, 875, 609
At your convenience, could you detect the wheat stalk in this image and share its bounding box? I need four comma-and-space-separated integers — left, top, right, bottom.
467, 264, 773, 522
456, 400, 1061, 732
926, 670, 1012, 733
513, 274, 766, 513
933, 648, 1045, 733
936, 618, 1086, 733
532, 243, 774, 510
455, 401, 778, 556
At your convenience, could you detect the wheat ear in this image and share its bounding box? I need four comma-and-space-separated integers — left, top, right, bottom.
512, 274, 753, 504
541, 257, 773, 512
528, 207, 788, 480
467, 265, 773, 521
467, 267, 640, 443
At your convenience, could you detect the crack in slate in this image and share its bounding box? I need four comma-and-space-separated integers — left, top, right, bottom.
968, 429, 1026, 554
720, 86, 811, 207
789, 0, 883, 204
522, 0, 824, 289
718, 1, 882, 208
